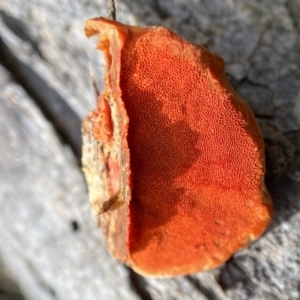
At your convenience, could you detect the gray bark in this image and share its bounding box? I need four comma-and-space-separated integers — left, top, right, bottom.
0, 0, 299, 299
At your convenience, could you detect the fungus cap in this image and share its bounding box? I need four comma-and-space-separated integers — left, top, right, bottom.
82, 17, 273, 277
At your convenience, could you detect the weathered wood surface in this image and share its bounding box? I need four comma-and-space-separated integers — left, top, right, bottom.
0, 0, 299, 299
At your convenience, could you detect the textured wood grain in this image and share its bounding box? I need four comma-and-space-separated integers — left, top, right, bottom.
0, 0, 299, 299
0, 65, 140, 300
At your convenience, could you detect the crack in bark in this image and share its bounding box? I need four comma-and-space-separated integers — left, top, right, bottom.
150, 0, 171, 19
128, 268, 153, 300
186, 275, 228, 300
247, 24, 269, 64
0, 35, 82, 161
0, 10, 45, 60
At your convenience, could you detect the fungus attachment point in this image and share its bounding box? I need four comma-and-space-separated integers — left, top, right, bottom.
82, 17, 273, 277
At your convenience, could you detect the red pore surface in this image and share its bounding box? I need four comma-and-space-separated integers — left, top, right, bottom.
85, 18, 273, 277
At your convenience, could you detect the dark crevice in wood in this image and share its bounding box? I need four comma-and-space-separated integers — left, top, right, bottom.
0, 290, 26, 300
150, 0, 171, 19
0, 10, 45, 60
186, 275, 222, 300
254, 113, 274, 119
0, 270, 26, 300
71, 220, 80, 232
0, 36, 82, 162
128, 268, 153, 300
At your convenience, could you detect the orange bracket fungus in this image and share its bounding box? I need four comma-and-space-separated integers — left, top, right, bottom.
82, 17, 273, 277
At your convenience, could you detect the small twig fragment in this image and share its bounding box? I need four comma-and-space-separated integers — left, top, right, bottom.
99, 190, 124, 214
108, 0, 116, 20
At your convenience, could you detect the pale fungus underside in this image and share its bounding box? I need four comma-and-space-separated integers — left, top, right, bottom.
82, 17, 273, 277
